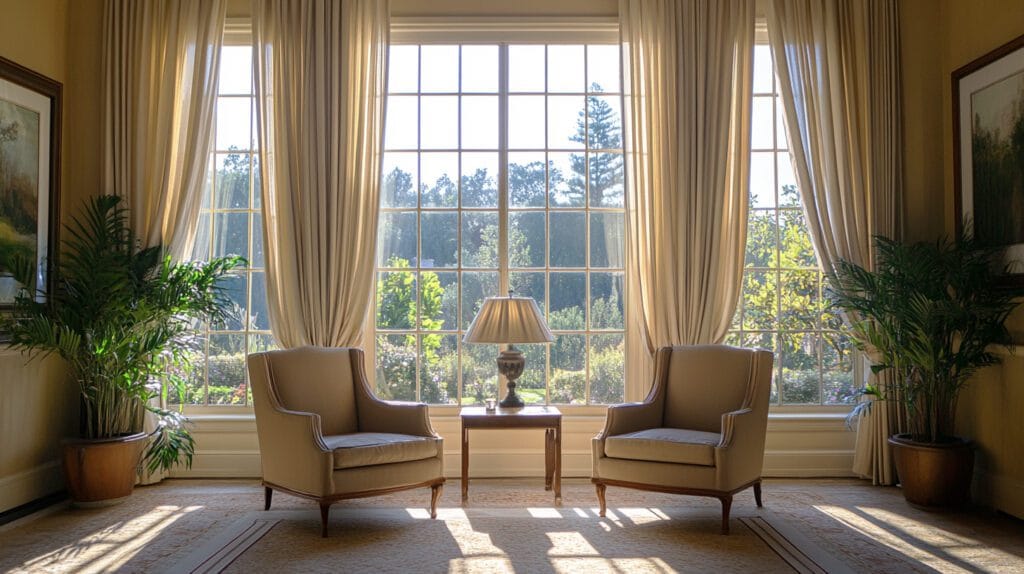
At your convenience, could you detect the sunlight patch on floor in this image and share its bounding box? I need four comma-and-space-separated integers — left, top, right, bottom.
19, 505, 200, 573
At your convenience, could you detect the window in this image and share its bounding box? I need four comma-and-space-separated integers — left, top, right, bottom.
725, 44, 856, 406
375, 43, 626, 406
181, 44, 276, 407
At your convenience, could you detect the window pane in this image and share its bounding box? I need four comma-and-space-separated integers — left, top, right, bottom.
509, 95, 545, 149
427, 271, 458, 331
590, 212, 624, 268
547, 45, 584, 93
421, 212, 458, 268
420, 152, 458, 208
421, 45, 459, 93
250, 271, 270, 331
509, 212, 545, 268
252, 153, 262, 207
462, 343, 499, 405
752, 96, 774, 149
421, 96, 458, 149
376, 334, 417, 401
587, 96, 621, 149
779, 210, 817, 268
461, 212, 499, 268
215, 153, 249, 209
550, 212, 585, 267
376, 270, 417, 330
778, 154, 799, 206
388, 45, 419, 93
547, 95, 585, 149
461, 152, 498, 208
216, 97, 251, 151
509, 152, 547, 207
461, 45, 498, 93
215, 273, 247, 331
823, 334, 856, 405
213, 213, 249, 260
780, 332, 819, 404
749, 151, 775, 208
421, 334, 458, 404
509, 45, 545, 92
549, 272, 586, 329
590, 272, 624, 329
461, 96, 498, 149
548, 152, 584, 207
780, 270, 819, 330
590, 333, 624, 404
742, 270, 777, 330
510, 271, 545, 306
753, 45, 773, 94
219, 46, 252, 94
587, 152, 624, 207
550, 334, 585, 404
461, 271, 498, 330
381, 152, 418, 208
208, 334, 247, 404
587, 45, 620, 93
193, 212, 211, 260
745, 209, 777, 268
377, 211, 417, 267
516, 343, 547, 404
385, 95, 418, 150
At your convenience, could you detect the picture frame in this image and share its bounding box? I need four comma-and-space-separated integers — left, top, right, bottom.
952, 32, 1024, 287
0, 55, 61, 309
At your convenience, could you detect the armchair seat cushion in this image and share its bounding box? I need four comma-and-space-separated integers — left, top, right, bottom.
604, 428, 720, 466
324, 432, 441, 470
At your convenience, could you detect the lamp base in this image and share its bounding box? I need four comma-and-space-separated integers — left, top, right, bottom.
496, 348, 527, 409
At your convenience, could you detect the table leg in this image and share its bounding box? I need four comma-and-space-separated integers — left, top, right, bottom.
544, 429, 554, 490
461, 425, 469, 501
554, 422, 562, 504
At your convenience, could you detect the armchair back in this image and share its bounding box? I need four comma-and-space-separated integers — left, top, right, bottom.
657, 345, 771, 433
254, 346, 360, 435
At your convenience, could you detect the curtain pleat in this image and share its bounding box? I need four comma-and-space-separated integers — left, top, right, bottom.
766, 0, 904, 484
620, 0, 754, 396
251, 0, 389, 349
102, 0, 226, 260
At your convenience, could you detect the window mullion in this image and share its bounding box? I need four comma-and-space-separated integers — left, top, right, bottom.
498, 44, 510, 297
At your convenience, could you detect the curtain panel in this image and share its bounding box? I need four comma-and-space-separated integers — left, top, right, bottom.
102, 0, 227, 484
102, 0, 227, 260
619, 0, 754, 396
766, 0, 904, 484
251, 0, 389, 349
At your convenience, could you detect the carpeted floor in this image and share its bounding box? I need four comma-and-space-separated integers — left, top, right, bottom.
1, 478, 1023, 573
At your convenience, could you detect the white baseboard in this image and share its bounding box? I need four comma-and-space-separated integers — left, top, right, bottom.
0, 460, 64, 513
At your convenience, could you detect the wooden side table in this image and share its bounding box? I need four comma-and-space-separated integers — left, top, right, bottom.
460, 406, 562, 503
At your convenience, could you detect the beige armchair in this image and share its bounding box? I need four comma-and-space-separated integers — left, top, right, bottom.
592, 345, 773, 534
247, 347, 444, 537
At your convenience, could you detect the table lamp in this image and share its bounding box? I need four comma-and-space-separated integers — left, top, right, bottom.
463, 295, 554, 408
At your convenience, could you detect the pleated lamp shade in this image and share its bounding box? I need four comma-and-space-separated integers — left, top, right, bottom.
463, 297, 554, 344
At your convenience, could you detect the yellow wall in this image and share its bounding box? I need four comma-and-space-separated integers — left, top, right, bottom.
0, 0, 77, 513
925, 0, 1024, 518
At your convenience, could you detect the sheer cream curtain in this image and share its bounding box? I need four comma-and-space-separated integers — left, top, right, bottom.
103, 0, 227, 260
102, 0, 227, 484
766, 0, 903, 484
620, 0, 754, 397
251, 0, 389, 349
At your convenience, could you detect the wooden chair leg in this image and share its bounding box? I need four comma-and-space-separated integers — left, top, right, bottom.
754, 480, 763, 508
430, 483, 443, 519
720, 495, 733, 535
264, 487, 273, 511
319, 502, 331, 538
595, 483, 607, 517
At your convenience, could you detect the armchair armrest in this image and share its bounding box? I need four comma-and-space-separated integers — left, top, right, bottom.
256, 407, 334, 496
597, 401, 663, 439
717, 407, 753, 448
358, 397, 437, 437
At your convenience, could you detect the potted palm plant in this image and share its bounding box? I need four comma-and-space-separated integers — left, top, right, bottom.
4, 195, 243, 504
828, 232, 1020, 508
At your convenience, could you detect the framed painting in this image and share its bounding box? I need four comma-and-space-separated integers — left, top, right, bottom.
0, 55, 61, 308
953, 33, 1024, 286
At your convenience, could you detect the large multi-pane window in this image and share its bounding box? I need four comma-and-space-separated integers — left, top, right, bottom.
725, 44, 857, 406
375, 43, 626, 406
181, 44, 275, 406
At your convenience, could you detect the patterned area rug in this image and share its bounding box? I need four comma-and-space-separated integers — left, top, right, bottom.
167, 506, 852, 574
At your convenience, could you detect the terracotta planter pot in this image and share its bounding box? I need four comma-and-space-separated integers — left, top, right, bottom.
62, 432, 148, 506
889, 434, 974, 509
